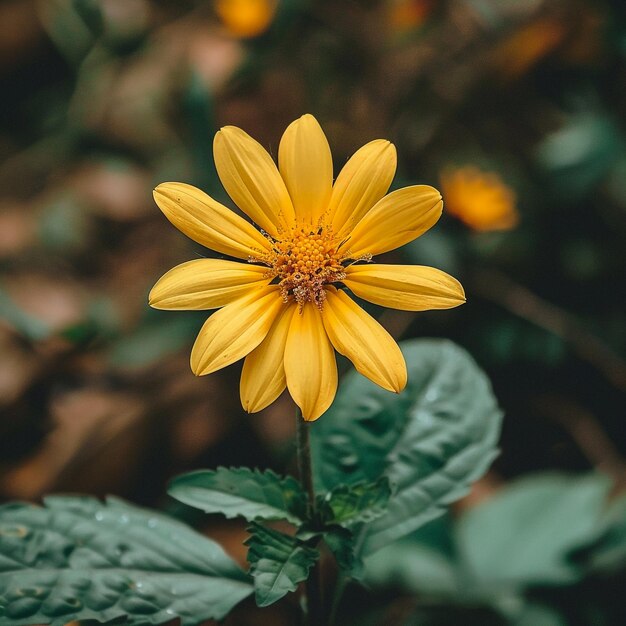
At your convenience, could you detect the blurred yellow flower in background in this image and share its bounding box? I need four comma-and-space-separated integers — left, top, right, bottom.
440, 166, 519, 232
150, 115, 465, 421
214, 0, 278, 39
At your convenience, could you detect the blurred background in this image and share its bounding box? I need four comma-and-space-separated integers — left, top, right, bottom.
0, 0, 625, 624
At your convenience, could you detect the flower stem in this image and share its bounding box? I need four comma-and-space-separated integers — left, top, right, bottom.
295, 408, 323, 626
328, 574, 347, 626
296, 410, 316, 515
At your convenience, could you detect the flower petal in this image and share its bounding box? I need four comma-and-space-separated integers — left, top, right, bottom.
322, 287, 407, 393
343, 264, 466, 311
341, 185, 442, 258
190, 285, 284, 376
284, 302, 337, 421
278, 114, 333, 225
327, 139, 397, 237
149, 259, 270, 310
153, 182, 271, 259
240, 302, 297, 413
214, 126, 295, 237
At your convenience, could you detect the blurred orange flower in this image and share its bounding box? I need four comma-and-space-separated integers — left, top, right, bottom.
214, 0, 278, 39
440, 166, 519, 232
389, 0, 436, 32
493, 16, 567, 79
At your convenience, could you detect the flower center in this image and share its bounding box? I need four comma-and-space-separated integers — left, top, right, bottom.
256, 227, 348, 308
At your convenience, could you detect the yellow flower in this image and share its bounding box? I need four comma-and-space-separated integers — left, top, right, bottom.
150, 115, 465, 420
214, 0, 277, 39
440, 166, 519, 232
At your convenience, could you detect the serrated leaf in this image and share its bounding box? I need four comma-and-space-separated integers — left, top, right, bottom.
456, 473, 613, 586
0, 496, 252, 626
311, 339, 502, 556
168, 467, 307, 524
245, 523, 319, 607
323, 527, 364, 579
320, 478, 391, 527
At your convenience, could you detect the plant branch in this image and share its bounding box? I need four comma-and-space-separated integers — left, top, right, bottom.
328, 574, 348, 626
535, 394, 626, 491
470, 268, 626, 392
296, 412, 316, 518
295, 409, 323, 626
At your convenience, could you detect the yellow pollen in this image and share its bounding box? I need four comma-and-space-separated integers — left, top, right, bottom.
254, 226, 349, 308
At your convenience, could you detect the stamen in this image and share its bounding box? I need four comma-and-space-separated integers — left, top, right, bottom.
251, 225, 349, 309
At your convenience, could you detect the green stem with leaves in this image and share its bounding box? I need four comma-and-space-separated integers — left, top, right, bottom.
296, 408, 323, 626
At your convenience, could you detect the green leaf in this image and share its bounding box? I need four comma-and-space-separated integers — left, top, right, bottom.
319, 478, 391, 527
72, 0, 105, 36
456, 473, 612, 587
107, 315, 199, 370
403, 229, 460, 276
570, 494, 626, 573
168, 467, 307, 524
323, 527, 364, 578
364, 539, 459, 596
0, 496, 252, 626
183, 71, 221, 194
507, 603, 568, 626
535, 112, 624, 200
245, 522, 319, 607
311, 339, 502, 556
0, 289, 50, 341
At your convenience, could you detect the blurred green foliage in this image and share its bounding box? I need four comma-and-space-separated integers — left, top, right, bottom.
361, 473, 626, 626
